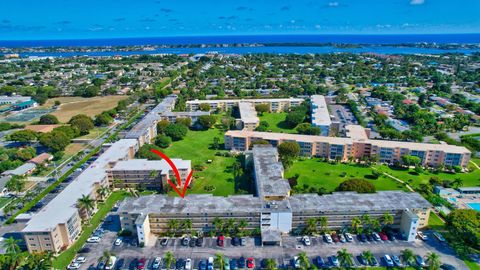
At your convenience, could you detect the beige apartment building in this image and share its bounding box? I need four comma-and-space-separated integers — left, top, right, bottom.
224, 125, 471, 167
186, 97, 304, 112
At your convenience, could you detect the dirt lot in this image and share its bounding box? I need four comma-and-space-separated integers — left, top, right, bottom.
43, 96, 127, 123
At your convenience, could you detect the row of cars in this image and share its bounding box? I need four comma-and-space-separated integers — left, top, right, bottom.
172, 235, 248, 247
116, 256, 255, 270
301, 230, 402, 246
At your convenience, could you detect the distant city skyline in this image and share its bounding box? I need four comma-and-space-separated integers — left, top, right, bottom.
1, 0, 479, 40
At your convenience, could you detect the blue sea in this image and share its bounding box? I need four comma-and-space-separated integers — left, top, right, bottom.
1, 34, 479, 57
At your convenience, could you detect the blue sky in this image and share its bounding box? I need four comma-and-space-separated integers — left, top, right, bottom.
1, 0, 479, 40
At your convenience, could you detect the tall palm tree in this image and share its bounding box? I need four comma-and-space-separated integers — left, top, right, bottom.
2, 237, 25, 270
351, 217, 362, 234
77, 194, 95, 220
401, 249, 415, 266
381, 211, 394, 229
212, 217, 224, 235
164, 251, 175, 269
3, 237, 21, 254
236, 219, 248, 236
24, 252, 53, 270
371, 218, 381, 232
305, 218, 318, 235
298, 251, 310, 269
167, 219, 180, 237
426, 252, 441, 270
225, 219, 236, 235
96, 186, 110, 201
337, 249, 353, 268
215, 252, 225, 270
361, 214, 371, 232
264, 258, 277, 270
317, 216, 328, 233
362, 250, 374, 265
182, 219, 193, 234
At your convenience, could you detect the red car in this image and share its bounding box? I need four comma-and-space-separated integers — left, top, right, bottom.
379, 232, 388, 241
247, 258, 255, 269
137, 258, 146, 270
217, 236, 225, 247
331, 233, 340, 243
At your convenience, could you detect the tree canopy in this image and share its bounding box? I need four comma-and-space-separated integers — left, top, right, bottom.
336, 178, 376, 193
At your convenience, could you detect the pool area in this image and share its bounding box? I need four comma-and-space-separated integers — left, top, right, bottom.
448, 197, 458, 203
467, 202, 480, 211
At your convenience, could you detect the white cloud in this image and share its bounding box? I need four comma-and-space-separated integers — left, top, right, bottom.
328, 2, 339, 7
410, 0, 425, 5
315, 24, 322, 29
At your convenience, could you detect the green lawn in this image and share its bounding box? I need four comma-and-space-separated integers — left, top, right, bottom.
285, 159, 409, 192
53, 191, 130, 269
427, 212, 446, 231
161, 125, 254, 196
0, 197, 12, 209
258, 112, 297, 133
373, 164, 480, 189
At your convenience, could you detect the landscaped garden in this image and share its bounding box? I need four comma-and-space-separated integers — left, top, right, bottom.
258, 112, 297, 133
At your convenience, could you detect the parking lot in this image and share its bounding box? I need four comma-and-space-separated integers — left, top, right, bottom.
75, 219, 468, 270
329, 104, 358, 135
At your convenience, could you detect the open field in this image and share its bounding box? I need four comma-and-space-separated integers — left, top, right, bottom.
76, 126, 108, 140
43, 96, 128, 122
161, 125, 253, 196
258, 112, 297, 133
285, 159, 409, 192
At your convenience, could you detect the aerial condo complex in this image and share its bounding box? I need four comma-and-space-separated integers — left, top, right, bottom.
1, 2, 479, 269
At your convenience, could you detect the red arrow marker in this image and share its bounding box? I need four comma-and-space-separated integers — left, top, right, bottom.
150, 149, 193, 198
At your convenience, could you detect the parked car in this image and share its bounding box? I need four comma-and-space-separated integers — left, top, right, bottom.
372, 233, 381, 241
329, 256, 339, 267
379, 232, 388, 241
370, 257, 379, 266
137, 258, 146, 270
357, 255, 368, 266
366, 233, 374, 241
392, 255, 403, 267
87, 236, 100, 243
176, 259, 185, 270
230, 259, 238, 270
196, 237, 204, 247
315, 256, 325, 268
332, 233, 340, 243
238, 257, 246, 269
417, 231, 428, 241
386, 231, 396, 241
232, 237, 240, 246
160, 238, 169, 246
182, 237, 190, 246
114, 238, 122, 246
440, 264, 457, 270
384, 255, 394, 268
67, 262, 81, 269
247, 258, 255, 269
208, 257, 214, 270
97, 259, 106, 270
302, 236, 311, 246
292, 257, 301, 269
433, 232, 446, 242
224, 258, 230, 270
415, 255, 426, 267
240, 237, 246, 246
339, 234, 346, 243
344, 233, 353, 242
198, 260, 207, 270
75, 257, 86, 263
105, 256, 117, 270
189, 237, 197, 247
324, 234, 333, 243
78, 247, 91, 253
358, 234, 367, 242
217, 236, 225, 247
185, 259, 192, 270
152, 257, 162, 270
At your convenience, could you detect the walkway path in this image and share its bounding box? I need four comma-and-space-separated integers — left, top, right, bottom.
382, 172, 415, 192
470, 160, 480, 170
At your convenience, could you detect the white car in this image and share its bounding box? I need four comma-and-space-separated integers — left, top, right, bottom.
68, 262, 81, 269
75, 257, 87, 263
152, 257, 162, 269
293, 256, 301, 268
344, 233, 353, 242
114, 238, 122, 246
302, 236, 311, 246
324, 234, 333, 243
185, 258, 192, 270
87, 236, 100, 243
417, 231, 428, 241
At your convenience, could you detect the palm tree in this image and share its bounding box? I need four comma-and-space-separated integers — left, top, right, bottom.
99, 250, 113, 270
215, 252, 225, 270
305, 218, 318, 235
401, 249, 415, 266
167, 219, 180, 237
317, 216, 328, 233
351, 217, 362, 234
2, 237, 25, 270
362, 250, 374, 265
96, 186, 109, 201
225, 219, 236, 235
182, 219, 193, 234
381, 211, 394, 229
24, 252, 53, 270
337, 249, 353, 268
298, 251, 310, 269
236, 219, 248, 236
77, 194, 95, 220
164, 251, 175, 269
452, 178, 463, 188
361, 214, 371, 232
371, 218, 381, 232
426, 252, 441, 270
264, 258, 277, 270
212, 217, 224, 235
3, 237, 21, 254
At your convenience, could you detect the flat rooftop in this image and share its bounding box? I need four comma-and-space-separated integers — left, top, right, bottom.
252, 145, 290, 198
289, 191, 431, 212
186, 97, 304, 104
311, 95, 332, 127
225, 128, 471, 154
23, 139, 138, 232
109, 159, 190, 171
345, 125, 369, 140
118, 194, 263, 215
160, 111, 210, 117
239, 101, 259, 124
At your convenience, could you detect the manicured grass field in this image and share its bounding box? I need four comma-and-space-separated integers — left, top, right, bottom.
161, 125, 254, 196
53, 191, 130, 269
427, 212, 446, 231
44, 96, 128, 123
285, 158, 409, 192
258, 112, 297, 133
